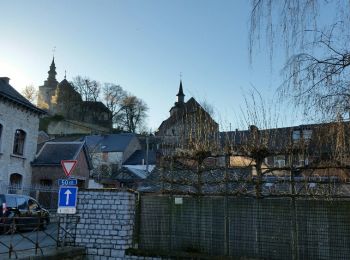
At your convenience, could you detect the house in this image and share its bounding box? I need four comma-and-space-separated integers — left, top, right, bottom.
221, 121, 350, 179
0, 77, 45, 193
156, 81, 219, 154
114, 149, 157, 189
31, 141, 92, 188
84, 133, 141, 179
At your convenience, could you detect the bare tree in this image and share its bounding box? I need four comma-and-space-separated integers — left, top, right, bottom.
199, 100, 215, 118
103, 83, 126, 126
22, 85, 38, 104
72, 76, 101, 102
249, 0, 350, 120
121, 95, 148, 133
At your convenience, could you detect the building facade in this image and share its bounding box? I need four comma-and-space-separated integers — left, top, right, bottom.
0, 77, 45, 193
156, 81, 219, 154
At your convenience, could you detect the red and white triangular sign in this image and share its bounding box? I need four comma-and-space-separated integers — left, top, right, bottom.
61, 160, 77, 177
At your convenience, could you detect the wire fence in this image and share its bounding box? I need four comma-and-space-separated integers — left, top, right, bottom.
131, 154, 350, 259
135, 194, 350, 259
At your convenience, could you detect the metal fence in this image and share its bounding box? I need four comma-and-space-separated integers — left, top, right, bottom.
0, 215, 80, 259
3, 184, 59, 210
134, 194, 350, 259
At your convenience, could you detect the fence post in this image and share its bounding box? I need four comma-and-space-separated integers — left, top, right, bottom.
224, 154, 229, 256
290, 163, 299, 260
169, 159, 174, 253
132, 192, 141, 249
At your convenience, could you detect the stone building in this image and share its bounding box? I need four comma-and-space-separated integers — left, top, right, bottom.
38, 58, 112, 132
0, 77, 45, 193
156, 81, 219, 153
31, 141, 92, 188
84, 133, 141, 179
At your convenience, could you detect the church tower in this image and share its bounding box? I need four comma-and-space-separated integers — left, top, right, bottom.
170, 80, 186, 116
37, 58, 58, 111
176, 80, 185, 104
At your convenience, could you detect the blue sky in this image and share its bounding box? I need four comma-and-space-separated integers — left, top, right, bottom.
0, 0, 293, 131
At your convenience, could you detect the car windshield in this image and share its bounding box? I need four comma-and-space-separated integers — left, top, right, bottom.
5, 196, 17, 207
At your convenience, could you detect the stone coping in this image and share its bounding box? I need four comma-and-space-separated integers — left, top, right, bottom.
80, 188, 137, 193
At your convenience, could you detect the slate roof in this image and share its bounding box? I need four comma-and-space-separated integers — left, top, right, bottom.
32, 141, 92, 169
36, 135, 85, 153
124, 150, 156, 165
58, 78, 74, 89
115, 167, 149, 181
82, 101, 111, 113
157, 97, 219, 133
0, 77, 45, 114
84, 133, 136, 152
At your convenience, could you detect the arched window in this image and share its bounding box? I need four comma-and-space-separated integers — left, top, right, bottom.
13, 129, 26, 155
9, 173, 23, 193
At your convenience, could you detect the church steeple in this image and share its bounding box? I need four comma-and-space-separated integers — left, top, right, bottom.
47, 57, 57, 81
38, 57, 59, 111
176, 80, 185, 104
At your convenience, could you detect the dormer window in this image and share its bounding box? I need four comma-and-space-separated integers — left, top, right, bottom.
13, 129, 26, 155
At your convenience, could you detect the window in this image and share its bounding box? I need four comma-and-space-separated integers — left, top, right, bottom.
17, 197, 27, 210
40, 179, 53, 187
28, 199, 39, 211
13, 129, 26, 155
5, 196, 16, 207
274, 155, 286, 167
9, 173, 22, 188
292, 130, 301, 142
303, 129, 312, 141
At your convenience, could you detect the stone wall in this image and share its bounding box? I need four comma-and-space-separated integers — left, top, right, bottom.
47, 119, 110, 135
0, 98, 40, 192
74, 189, 137, 260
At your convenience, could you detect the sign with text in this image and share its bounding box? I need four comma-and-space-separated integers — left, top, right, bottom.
58, 179, 77, 186
57, 186, 78, 214
61, 160, 77, 177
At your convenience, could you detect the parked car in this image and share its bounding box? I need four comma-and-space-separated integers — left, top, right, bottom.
0, 194, 50, 233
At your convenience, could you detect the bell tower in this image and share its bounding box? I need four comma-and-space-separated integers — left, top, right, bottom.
38, 57, 59, 111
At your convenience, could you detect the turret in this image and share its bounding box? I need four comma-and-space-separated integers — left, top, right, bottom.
176, 80, 185, 104
170, 80, 186, 116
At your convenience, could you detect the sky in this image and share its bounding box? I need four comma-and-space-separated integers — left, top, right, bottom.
0, 0, 294, 132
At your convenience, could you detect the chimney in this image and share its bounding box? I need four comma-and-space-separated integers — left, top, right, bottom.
0, 77, 10, 84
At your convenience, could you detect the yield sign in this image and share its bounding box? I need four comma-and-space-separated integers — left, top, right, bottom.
61, 160, 77, 177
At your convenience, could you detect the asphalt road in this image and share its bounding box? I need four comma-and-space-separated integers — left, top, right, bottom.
0, 223, 58, 257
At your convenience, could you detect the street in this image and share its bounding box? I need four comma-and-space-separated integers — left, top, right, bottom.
0, 223, 58, 257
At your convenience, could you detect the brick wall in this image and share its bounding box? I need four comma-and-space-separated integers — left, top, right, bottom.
74, 189, 137, 259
